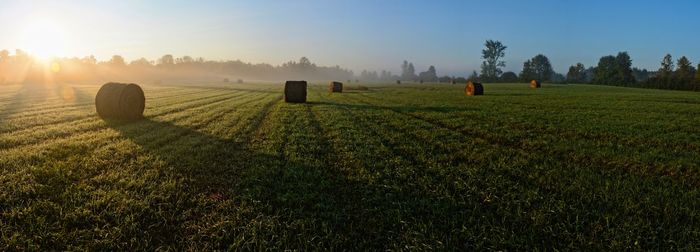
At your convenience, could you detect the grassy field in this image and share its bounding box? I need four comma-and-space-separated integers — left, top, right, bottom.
1, 82, 699, 250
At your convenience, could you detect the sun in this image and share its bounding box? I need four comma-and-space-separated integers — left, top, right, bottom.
18, 19, 73, 61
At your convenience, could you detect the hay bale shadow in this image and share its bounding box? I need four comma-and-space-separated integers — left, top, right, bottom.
104, 112, 470, 249
307, 101, 475, 113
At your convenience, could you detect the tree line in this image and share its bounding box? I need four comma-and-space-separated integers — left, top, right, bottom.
0, 50, 354, 84
476, 40, 700, 91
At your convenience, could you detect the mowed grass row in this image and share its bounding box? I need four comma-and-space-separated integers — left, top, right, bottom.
351, 84, 700, 178
1, 82, 699, 250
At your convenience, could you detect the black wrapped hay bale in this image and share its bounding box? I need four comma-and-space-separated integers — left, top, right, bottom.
95, 82, 145, 120
329, 81, 343, 93
465, 81, 484, 96
284, 81, 307, 103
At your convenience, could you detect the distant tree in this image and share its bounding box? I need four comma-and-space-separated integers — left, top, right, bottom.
659, 54, 674, 78
0, 50, 9, 62
566, 63, 586, 83
181, 56, 194, 64
675, 56, 695, 89
614, 52, 635, 85
401, 60, 409, 79
129, 58, 153, 67
519, 60, 536, 82
593, 55, 617, 85
652, 54, 675, 89
158, 54, 175, 66
480, 40, 507, 82
500, 71, 518, 82
520, 54, 553, 82
695, 63, 700, 90
109, 55, 126, 67
418, 65, 438, 82
299, 57, 313, 69
591, 52, 635, 86
407, 63, 416, 81
428, 65, 437, 77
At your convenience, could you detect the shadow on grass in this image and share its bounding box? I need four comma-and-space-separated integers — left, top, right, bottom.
307, 100, 476, 113
105, 112, 469, 248
486, 92, 536, 97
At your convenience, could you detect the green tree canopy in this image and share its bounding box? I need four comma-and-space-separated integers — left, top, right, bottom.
480, 40, 507, 82
566, 63, 586, 83
520, 54, 553, 82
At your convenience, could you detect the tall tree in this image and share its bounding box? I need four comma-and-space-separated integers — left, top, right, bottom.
109, 55, 126, 67
158, 54, 175, 66
656, 54, 675, 89
614, 52, 635, 85
428, 65, 437, 77
695, 64, 700, 90
675, 56, 695, 89
418, 65, 438, 82
519, 60, 536, 82
527, 54, 554, 82
401, 60, 408, 79
593, 55, 617, 85
566, 63, 586, 83
659, 54, 674, 78
407, 63, 416, 80
480, 40, 507, 82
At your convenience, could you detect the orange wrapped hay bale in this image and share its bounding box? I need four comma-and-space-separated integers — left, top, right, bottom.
465, 81, 484, 96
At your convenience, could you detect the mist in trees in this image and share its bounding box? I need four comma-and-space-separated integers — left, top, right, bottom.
418, 66, 438, 82
400, 60, 418, 81
0, 51, 355, 84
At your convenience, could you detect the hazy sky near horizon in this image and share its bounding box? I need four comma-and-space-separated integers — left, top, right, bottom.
1, 0, 699, 76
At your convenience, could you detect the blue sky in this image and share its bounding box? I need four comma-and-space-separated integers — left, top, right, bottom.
1, 0, 698, 76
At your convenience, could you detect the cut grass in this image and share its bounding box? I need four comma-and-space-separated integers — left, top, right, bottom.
0, 82, 699, 250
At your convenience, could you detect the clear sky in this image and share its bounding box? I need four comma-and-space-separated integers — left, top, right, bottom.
1, 0, 698, 76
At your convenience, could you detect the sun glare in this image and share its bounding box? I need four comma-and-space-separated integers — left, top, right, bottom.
19, 19, 73, 61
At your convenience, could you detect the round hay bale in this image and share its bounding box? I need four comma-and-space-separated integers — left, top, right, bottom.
329, 81, 343, 93
465, 81, 484, 96
419, 80, 424, 84
530, 80, 541, 88
223, 78, 230, 83
396, 80, 401, 84
237, 79, 244, 84
95, 82, 145, 120
284, 81, 307, 103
